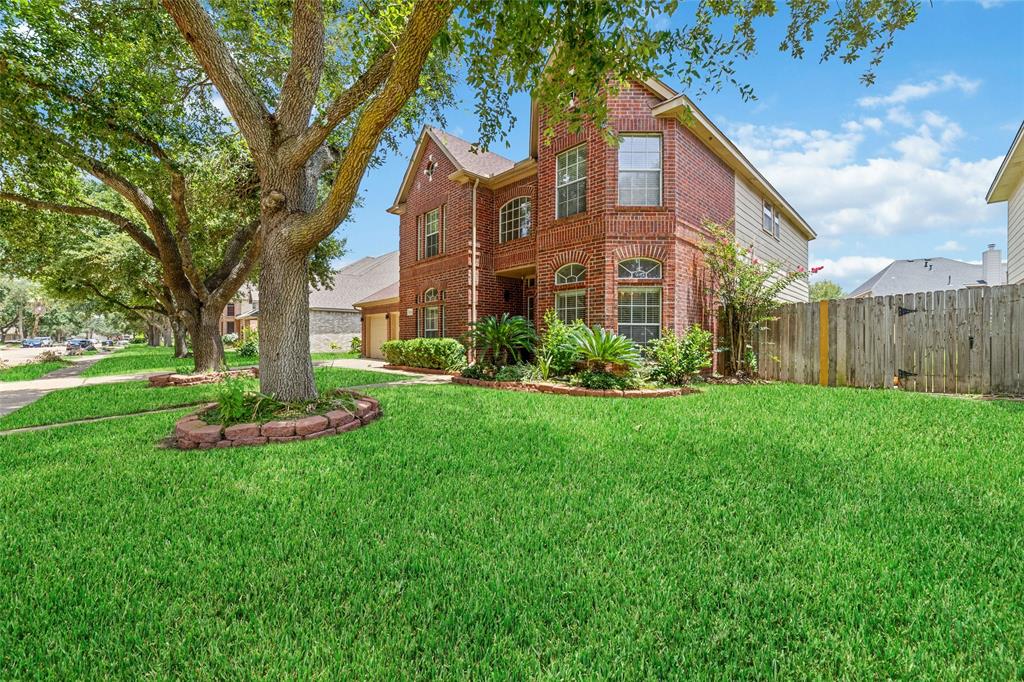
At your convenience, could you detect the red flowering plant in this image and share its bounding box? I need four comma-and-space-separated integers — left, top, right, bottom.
698, 220, 810, 375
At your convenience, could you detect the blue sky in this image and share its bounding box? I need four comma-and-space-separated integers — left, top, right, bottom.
340, 0, 1024, 292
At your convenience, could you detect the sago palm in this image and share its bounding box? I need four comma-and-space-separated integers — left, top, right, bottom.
467, 314, 536, 367
572, 326, 641, 374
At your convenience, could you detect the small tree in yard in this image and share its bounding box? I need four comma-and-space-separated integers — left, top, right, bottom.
810, 280, 844, 301
699, 221, 813, 376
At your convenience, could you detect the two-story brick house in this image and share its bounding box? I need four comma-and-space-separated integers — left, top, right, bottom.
387, 78, 815, 345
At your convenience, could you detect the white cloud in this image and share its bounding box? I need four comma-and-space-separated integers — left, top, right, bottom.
809, 256, 894, 282
935, 240, 965, 252
858, 73, 980, 107
976, 0, 1007, 7
728, 110, 1004, 241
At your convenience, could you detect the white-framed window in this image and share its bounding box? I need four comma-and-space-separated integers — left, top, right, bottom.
762, 201, 781, 239
423, 288, 438, 303
499, 197, 531, 243
618, 287, 661, 344
422, 306, 439, 338
555, 290, 587, 325
617, 258, 662, 280
424, 208, 440, 257
554, 263, 586, 285
556, 144, 587, 219
618, 135, 662, 206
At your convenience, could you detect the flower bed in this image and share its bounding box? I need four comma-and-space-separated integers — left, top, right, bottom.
382, 364, 458, 376
149, 366, 257, 388
452, 376, 693, 398
172, 395, 380, 449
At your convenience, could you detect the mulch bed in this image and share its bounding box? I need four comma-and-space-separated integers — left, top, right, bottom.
149, 367, 258, 388
452, 376, 695, 398
172, 394, 381, 449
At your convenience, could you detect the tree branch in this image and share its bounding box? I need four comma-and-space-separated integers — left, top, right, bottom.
209, 225, 262, 309
80, 280, 167, 315
277, 0, 325, 138
281, 45, 396, 167
161, 0, 273, 161
293, 0, 453, 249
203, 218, 259, 292
0, 191, 161, 259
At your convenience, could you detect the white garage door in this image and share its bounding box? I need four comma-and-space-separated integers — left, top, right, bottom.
367, 314, 388, 359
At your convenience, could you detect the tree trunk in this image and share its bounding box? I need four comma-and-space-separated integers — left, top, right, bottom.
172, 318, 189, 358
258, 242, 316, 401
188, 309, 225, 374
147, 323, 160, 346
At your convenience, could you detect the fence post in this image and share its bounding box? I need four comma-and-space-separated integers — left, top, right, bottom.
818, 300, 829, 386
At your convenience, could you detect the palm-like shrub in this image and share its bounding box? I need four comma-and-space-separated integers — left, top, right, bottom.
572, 326, 641, 375
467, 314, 536, 367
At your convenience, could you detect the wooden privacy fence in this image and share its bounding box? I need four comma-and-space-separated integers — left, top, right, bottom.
753, 283, 1024, 396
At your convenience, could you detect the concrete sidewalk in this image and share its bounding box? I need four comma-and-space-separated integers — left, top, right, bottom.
0, 357, 446, 418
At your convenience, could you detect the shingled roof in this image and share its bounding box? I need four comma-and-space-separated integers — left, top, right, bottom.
308, 251, 399, 312
849, 257, 1004, 298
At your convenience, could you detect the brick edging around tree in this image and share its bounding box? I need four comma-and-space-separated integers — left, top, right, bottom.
381, 365, 459, 376
172, 395, 380, 449
451, 377, 693, 398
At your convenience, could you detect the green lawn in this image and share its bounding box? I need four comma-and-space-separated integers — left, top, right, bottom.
0, 360, 69, 382
0, 367, 402, 431
2, 384, 1024, 677
82, 346, 360, 378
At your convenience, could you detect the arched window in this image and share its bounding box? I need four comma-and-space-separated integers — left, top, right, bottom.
554, 263, 586, 285
499, 197, 531, 243
423, 288, 439, 302
617, 258, 662, 280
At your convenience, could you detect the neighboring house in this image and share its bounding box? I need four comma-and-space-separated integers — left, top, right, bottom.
848, 245, 1007, 298
388, 79, 815, 345
353, 282, 400, 359
219, 252, 398, 351
986, 121, 1024, 284
219, 283, 258, 336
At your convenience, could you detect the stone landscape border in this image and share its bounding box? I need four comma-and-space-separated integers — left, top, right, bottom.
452, 377, 693, 398
173, 394, 381, 449
149, 366, 258, 387
382, 365, 458, 376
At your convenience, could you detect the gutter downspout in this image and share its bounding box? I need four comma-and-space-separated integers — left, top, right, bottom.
471, 178, 479, 328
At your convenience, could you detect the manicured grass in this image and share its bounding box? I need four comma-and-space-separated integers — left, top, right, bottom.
2, 384, 1024, 676
82, 346, 365, 378
311, 350, 360, 361
0, 360, 69, 382
0, 367, 402, 431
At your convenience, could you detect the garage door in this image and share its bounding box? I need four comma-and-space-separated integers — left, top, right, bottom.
366, 314, 388, 359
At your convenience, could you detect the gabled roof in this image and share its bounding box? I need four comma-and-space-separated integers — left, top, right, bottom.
388, 127, 519, 214
987, 120, 1024, 203
308, 251, 399, 311
848, 257, 1005, 298
353, 281, 399, 308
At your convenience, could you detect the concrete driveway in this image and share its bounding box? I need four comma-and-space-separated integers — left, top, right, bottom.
0, 345, 67, 366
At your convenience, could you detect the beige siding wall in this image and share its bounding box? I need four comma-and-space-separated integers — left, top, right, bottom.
1009, 179, 1024, 284
734, 176, 810, 302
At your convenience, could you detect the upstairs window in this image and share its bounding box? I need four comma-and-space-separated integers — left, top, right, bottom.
617, 258, 662, 280
424, 208, 440, 257
499, 197, 531, 243
554, 263, 586, 285
618, 135, 662, 206
762, 201, 781, 239
423, 288, 438, 303
556, 145, 587, 219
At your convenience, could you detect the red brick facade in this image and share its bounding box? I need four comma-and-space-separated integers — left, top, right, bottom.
394, 81, 741, 342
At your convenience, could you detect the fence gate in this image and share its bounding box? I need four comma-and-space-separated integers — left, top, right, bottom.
753, 283, 1024, 396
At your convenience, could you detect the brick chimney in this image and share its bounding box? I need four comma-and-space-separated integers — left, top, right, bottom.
982, 244, 1006, 286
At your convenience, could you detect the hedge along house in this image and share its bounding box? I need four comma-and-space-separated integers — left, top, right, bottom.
387, 79, 815, 345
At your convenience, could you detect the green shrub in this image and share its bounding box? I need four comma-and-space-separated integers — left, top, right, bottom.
349, 336, 361, 353
222, 333, 239, 346
645, 325, 713, 385
571, 370, 623, 390
537, 309, 584, 378
493, 363, 537, 383
460, 362, 494, 380
380, 338, 466, 371
236, 330, 259, 359
466, 314, 536, 368
572, 326, 641, 374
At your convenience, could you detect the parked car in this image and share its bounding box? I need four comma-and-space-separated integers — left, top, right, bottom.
66, 338, 96, 351
21, 337, 44, 348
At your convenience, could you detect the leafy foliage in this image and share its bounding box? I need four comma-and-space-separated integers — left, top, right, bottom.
535, 309, 584, 379
380, 338, 467, 371
235, 331, 259, 359
572, 326, 642, 374
466, 314, 536, 368
810, 280, 845, 301
699, 221, 809, 375
208, 379, 359, 427
646, 325, 714, 386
